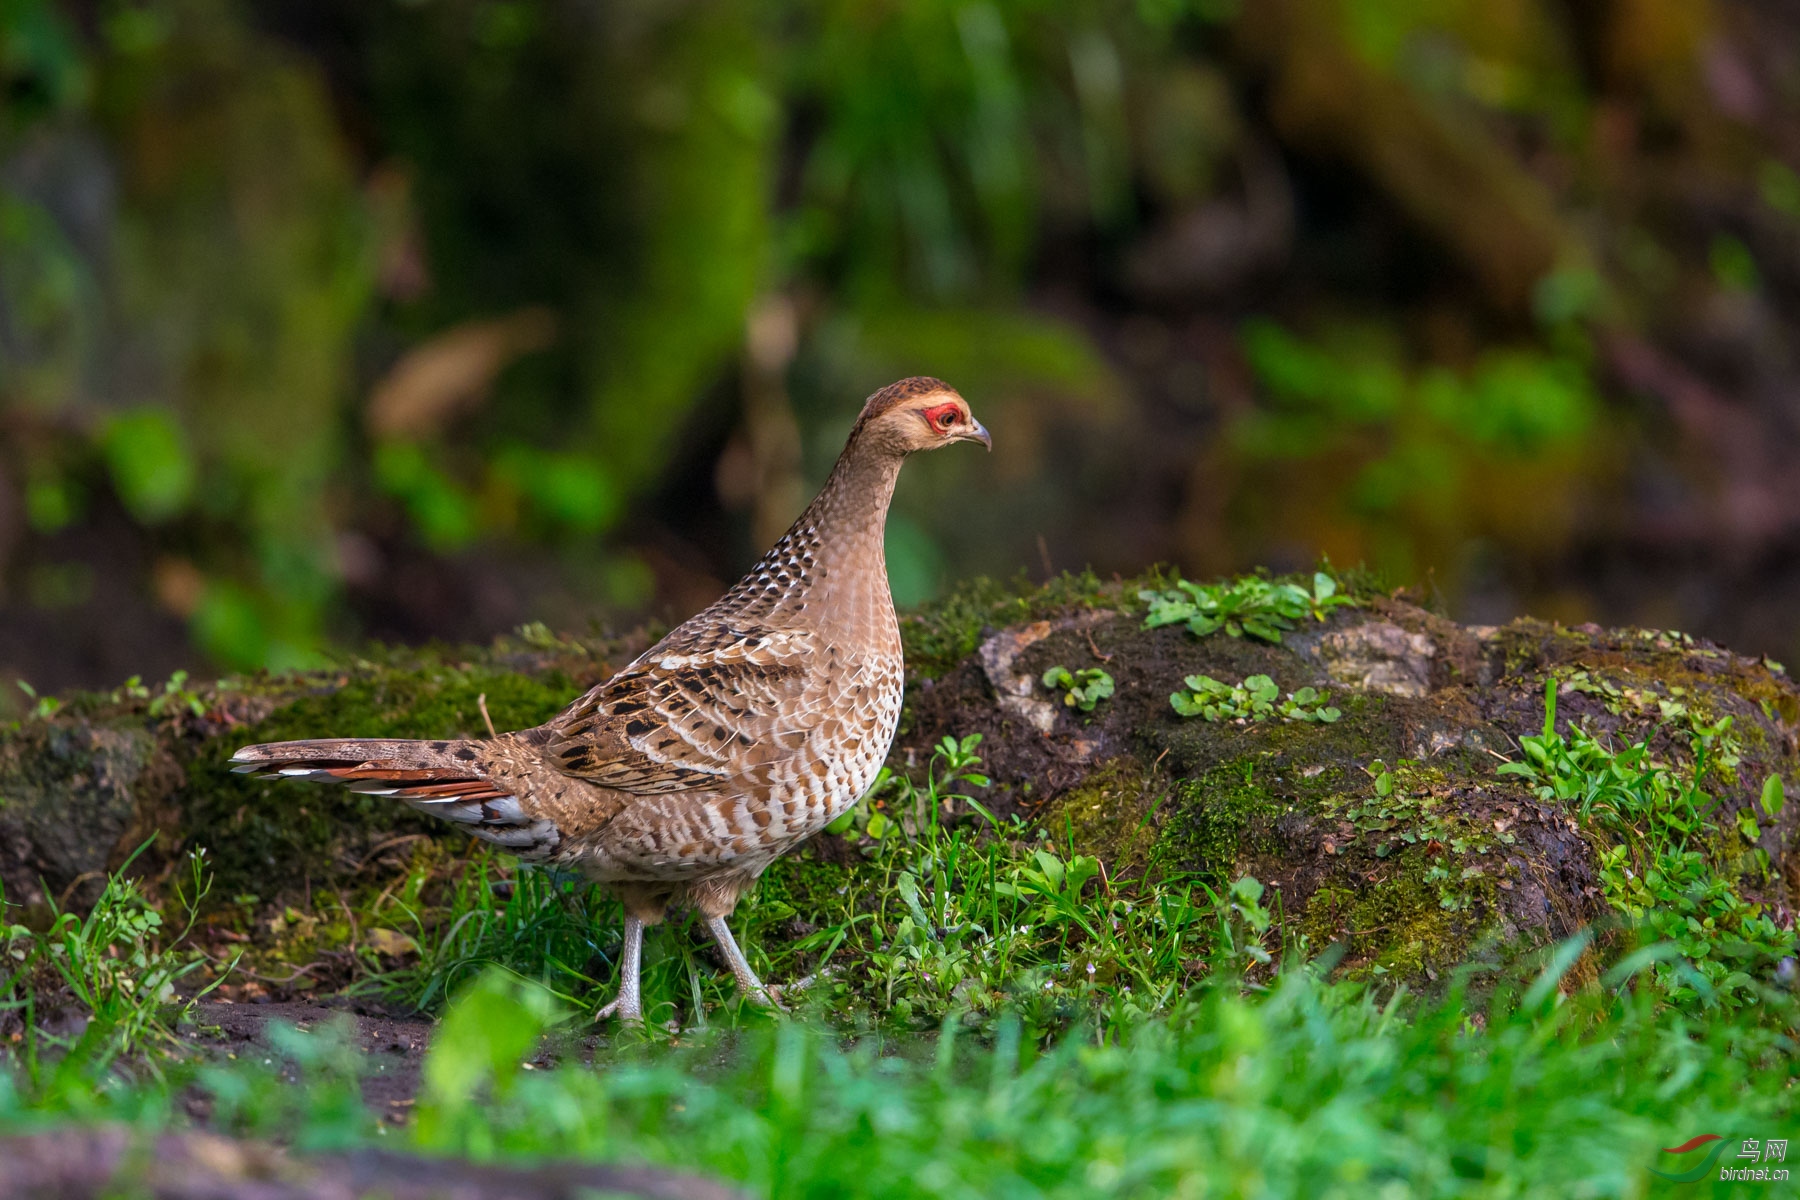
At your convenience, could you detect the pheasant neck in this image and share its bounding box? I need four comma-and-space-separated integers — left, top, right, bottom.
785, 446, 904, 636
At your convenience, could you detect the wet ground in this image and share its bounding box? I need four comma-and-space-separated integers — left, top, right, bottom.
183, 998, 441, 1123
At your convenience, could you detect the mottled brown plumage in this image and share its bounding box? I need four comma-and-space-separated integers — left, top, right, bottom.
231, 378, 989, 1020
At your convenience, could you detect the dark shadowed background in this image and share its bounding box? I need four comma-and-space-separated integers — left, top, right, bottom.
3, 0, 1798, 709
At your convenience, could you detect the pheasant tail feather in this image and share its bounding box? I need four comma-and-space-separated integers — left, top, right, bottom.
229, 737, 500, 798
229, 736, 561, 856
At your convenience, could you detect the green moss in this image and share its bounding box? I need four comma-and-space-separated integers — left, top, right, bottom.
754, 849, 865, 923
1152, 759, 1288, 883
1491, 618, 1599, 678
1152, 692, 1400, 784
1335, 853, 1489, 978
899, 568, 1135, 679
1291, 788, 1510, 982
1034, 757, 1159, 874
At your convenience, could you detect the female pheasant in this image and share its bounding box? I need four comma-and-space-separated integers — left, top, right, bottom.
232, 378, 989, 1021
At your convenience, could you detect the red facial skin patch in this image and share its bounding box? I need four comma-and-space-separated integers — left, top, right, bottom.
921, 401, 962, 434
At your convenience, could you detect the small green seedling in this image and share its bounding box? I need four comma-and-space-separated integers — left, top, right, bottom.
1042, 666, 1115, 713
1281, 686, 1342, 722
1170, 674, 1340, 723
14, 679, 62, 721
148, 670, 207, 719
1140, 570, 1356, 644
1745, 774, 1788, 842
1761, 773, 1786, 818
1171, 673, 1278, 720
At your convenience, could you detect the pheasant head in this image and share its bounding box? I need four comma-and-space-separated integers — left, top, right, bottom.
846, 376, 991, 459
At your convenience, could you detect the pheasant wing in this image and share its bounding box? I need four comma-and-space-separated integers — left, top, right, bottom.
545, 627, 819, 793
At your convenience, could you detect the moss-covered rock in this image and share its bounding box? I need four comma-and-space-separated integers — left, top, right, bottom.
897, 574, 1798, 980
3, 571, 1796, 987
0, 720, 182, 908
0, 629, 641, 905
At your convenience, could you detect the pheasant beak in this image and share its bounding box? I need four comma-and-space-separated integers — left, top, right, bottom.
959, 418, 993, 451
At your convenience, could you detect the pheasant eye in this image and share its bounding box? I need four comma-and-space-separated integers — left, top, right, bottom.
920, 401, 962, 435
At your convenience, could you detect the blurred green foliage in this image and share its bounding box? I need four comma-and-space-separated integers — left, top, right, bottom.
1232, 321, 1603, 582
2, 0, 1796, 683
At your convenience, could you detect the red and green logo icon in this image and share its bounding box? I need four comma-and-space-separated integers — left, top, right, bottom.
1653, 1134, 1789, 1183
1651, 1135, 1733, 1182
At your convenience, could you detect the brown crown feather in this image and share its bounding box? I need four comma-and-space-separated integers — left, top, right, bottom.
848, 375, 958, 436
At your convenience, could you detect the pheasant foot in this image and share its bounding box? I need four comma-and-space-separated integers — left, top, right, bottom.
704, 916, 786, 1012
595, 915, 645, 1024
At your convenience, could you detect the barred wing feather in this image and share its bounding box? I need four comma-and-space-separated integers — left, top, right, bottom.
545, 628, 819, 793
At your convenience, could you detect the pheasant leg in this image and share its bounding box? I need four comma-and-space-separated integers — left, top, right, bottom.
595, 915, 644, 1024
703, 916, 783, 1010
